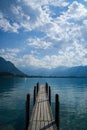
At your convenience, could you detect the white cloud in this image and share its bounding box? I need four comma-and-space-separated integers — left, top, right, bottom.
8, 43, 87, 69
10, 0, 68, 33
30, 50, 38, 55
11, 5, 23, 15
10, 4, 51, 31
22, 54, 63, 69
27, 37, 52, 49
0, 0, 87, 68
20, 48, 87, 69
83, 20, 87, 26
11, 5, 31, 22
0, 48, 20, 53
38, 1, 87, 50
1, 42, 87, 69
0, 12, 19, 32
64, 1, 87, 20
22, 41, 87, 69
0, 48, 20, 61
18, 0, 69, 7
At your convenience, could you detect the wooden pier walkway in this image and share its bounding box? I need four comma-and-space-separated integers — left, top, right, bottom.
26, 83, 59, 130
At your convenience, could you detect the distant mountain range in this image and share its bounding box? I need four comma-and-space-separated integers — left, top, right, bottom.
51, 66, 87, 77
23, 65, 87, 77
0, 57, 87, 77
0, 57, 27, 77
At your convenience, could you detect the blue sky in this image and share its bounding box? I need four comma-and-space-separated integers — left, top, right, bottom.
0, 0, 87, 70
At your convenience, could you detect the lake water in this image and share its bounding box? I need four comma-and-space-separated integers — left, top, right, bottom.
0, 77, 87, 130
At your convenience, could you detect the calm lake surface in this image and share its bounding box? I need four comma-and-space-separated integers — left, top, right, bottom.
0, 77, 87, 130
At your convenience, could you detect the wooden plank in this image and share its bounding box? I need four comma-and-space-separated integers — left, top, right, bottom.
28, 85, 58, 130
43, 90, 50, 130
36, 99, 41, 130
40, 88, 44, 129
42, 86, 51, 130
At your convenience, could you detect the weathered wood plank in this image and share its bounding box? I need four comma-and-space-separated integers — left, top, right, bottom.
40, 88, 45, 129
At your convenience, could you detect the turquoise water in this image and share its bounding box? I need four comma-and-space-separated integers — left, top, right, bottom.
0, 77, 87, 130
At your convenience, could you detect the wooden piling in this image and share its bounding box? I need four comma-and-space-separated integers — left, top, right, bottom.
49, 86, 51, 105
37, 82, 39, 94
46, 82, 48, 95
33, 86, 36, 105
26, 94, 30, 130
55, 94, 59, 130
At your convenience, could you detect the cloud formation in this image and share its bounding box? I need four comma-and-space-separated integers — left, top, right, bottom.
0, 12, 19, 32
0, 0, 87, 69
0, 48, 20, 61
27, 37, 52, 49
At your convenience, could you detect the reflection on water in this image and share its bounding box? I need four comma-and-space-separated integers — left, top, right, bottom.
0, 77, 87, 130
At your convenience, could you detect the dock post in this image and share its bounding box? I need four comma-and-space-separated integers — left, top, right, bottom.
33, 86, 36, 105
55, 94, 59, 130
37, 82, 39, 94
46, 82, 48, 95
26, 94, 30, 130
49, 86, 51, 105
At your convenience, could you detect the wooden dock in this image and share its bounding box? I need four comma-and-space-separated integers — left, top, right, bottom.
26, 83, 59, 130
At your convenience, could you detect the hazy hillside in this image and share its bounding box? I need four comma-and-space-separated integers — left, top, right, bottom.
0, 57, 27, 77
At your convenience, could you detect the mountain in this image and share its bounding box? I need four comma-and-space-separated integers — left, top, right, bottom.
1, 56, 87, 77
22, 67, 52, 76
51, 66, 87, 77
0, 57, 27, 77
22, 65, 87, 77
